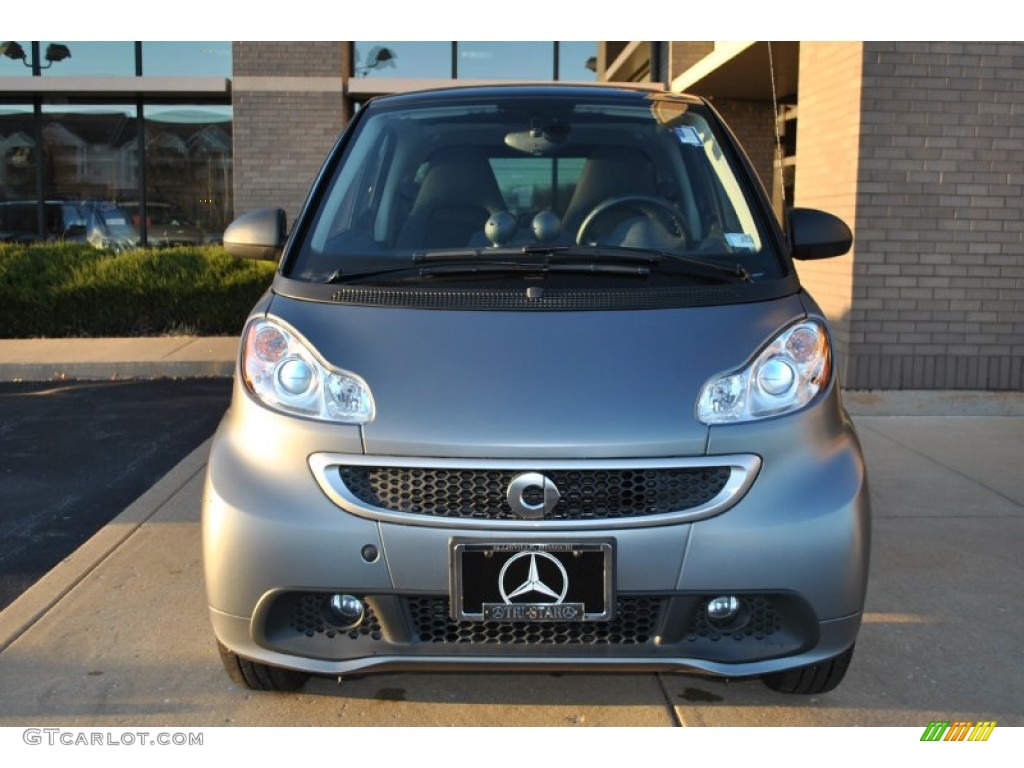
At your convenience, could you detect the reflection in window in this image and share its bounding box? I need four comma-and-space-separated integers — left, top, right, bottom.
354, 42, 451, 78
489, 157, 585, 216
456, 42, 554, 80
142, 42, 232, 77
0, 42, 74, 77
558, 42, 598, 81
41, 105, 137, 200
144, 105, 233, 241
40, 41, 135, 77
0, 106, 37, 203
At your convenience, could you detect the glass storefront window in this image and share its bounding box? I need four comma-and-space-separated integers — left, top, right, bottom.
0, 46, 31, 77
0, 106, 37, 203
558, 41, 598, 81
142, 42, 232, 77
40, 41, 135, 77
41, 104, 137, 199
354, 42, 451, 79
0, 42, 76, 77
350, 42, 599, 82
456, 42, 554, 80
24, 104, 139, 248
143, 105, 233, 243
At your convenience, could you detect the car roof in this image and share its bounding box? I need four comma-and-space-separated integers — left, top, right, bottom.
366, 83, 705, 109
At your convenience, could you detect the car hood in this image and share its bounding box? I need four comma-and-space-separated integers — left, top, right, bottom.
266, 294, 807, 458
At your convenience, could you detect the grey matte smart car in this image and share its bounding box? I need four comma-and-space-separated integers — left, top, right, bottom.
204, 84, 870, 694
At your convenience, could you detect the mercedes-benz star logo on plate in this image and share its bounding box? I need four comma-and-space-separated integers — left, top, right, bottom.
498, 551, 569, 604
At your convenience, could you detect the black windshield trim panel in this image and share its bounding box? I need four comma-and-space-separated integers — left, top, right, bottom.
274, 273, 799, 311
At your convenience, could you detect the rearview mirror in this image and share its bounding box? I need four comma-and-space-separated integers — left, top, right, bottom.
788, 208, 852, 260
223, 208, 287, 261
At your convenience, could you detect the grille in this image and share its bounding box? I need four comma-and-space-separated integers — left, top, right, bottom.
337, 466, 731, 520
288, 593, 383, 641
684, 596, 780, 643
408, 597, 661, 644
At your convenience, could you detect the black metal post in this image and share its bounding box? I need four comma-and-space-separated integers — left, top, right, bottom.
31, 43, 45, 240
135, 42, 147, 247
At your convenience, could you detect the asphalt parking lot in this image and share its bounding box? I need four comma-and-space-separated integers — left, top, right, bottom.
0, 379, 230, 611
0, 409, 1021, 727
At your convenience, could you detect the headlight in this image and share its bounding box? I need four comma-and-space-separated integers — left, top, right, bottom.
241, 318, 374, 424
697, 319, 831, 424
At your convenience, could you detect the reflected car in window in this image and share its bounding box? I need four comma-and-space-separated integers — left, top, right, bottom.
120, 202, 216, 247
0, 199, 138, 251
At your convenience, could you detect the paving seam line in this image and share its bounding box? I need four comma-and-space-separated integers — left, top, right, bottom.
857, 421, 1024, 511
160, 337, 198, 360
0, 439, 212, 654
656, 673, 686, 727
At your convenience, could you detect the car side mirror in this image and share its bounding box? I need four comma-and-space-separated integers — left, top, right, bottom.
788, 207, 852, 260
223, 208, 287, 261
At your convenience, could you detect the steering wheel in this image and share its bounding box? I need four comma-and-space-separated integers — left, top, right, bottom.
576, 195, 691, 246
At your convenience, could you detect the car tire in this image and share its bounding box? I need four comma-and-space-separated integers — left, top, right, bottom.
761, 645, 855, 695
217, 641, 311, 692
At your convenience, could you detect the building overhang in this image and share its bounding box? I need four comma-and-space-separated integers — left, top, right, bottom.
671, 42, 799, 101
0, 76, 230, 102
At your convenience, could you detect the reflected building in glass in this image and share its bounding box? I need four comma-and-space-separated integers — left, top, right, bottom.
0, 41, 234, 244
0, 41, 622, 244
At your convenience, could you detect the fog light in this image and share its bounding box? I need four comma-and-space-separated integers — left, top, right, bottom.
325, 594, 365, 629
707, 595, 741, 623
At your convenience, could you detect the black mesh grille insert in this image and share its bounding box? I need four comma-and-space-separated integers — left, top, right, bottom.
338, 466, 731, 520
288, 593, 383, 641
408, 597, 661, 644
684, 596, 781, 642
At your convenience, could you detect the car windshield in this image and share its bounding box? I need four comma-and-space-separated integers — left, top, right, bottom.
287, 91, 783, 285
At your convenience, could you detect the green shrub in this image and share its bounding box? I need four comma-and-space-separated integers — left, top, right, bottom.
0, 243, 277, 337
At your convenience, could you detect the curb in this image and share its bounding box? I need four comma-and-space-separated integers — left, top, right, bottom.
0, 336, 239, 383
0, 439, 212, 654
0, 360, 234, 382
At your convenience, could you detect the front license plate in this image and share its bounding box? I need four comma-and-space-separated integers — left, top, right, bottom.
450, 540, 614, 622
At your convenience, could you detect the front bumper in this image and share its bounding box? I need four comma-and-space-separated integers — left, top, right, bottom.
202, 378, 870, 679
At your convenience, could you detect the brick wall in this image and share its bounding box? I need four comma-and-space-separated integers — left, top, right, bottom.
792, 42, 865, 382
667, 42, 714, 79
231, 42, 350, 222
848, 41, 1024, 390
234, 41, 344, 77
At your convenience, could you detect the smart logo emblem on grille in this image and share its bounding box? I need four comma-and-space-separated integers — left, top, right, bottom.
506, 472, 560, 519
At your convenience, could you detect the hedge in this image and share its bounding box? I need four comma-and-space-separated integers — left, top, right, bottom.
0, 243, 277, 337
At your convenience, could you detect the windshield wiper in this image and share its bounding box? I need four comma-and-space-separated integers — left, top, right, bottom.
326, 259, 649, 284
415, 249, 655, 268
414, 245, 752, 283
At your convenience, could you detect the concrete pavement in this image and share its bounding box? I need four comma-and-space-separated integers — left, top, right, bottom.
0, 412, 1021, 726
